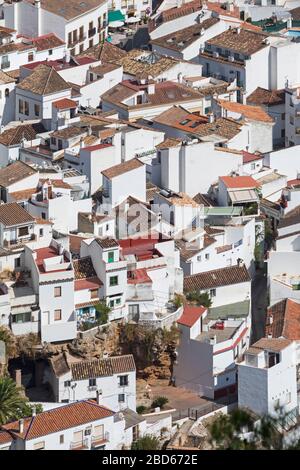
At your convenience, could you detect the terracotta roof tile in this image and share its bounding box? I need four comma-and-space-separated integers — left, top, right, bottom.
206, 28, 268, 55
102, 158, 144, 179
220, 175, 260, 189
242, 150, 262, 164
77, 41, 127, 62
70, 355, 136, 380
150, 18, 219, 52
95, 238, 119, 248
176, 235, 216, 261
31, 33, 65, 51
266, 299, 300, 340
184, 264, 250, 291
278, 205, 300, 229
218, 99, 274, 123
27, 0, 107, 20
53, 98, 77, 109
0, 123, 46, 147
0, 202, 35, 226
177, 305, 207, 327
247, 87, 285, 107
73, 257, 97, 280
2, 401, 114, 440
249, 337, 292, 354
17, 64, 70, 95
0, 161, 36, 188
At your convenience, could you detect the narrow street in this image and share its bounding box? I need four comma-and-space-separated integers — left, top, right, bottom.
250, 267, 268, 344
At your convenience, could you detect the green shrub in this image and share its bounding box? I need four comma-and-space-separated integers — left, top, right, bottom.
136, 405, 146, 414
151, 396, 169, 409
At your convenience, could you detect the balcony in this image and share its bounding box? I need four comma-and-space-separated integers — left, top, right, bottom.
70, 438, 89, 450
1, 61, 10, 70
88, 27, 96, 38
68, 34, 86, 47
91, 432, 109, 448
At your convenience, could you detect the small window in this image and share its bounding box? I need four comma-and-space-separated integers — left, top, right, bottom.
33, 441, 45, 450
116, 298, 121, 305
90, 288, 98, 299
108, 251, 114, 263
39, 228, 43, 237
64, 380, 71, 387
205, 253, 210, 260
5, 88, 9, 97
48, 49, 53, 55
18, 226, 29, 237
54, 309, 62, 321
210, 288, 216, 297
251, 163, 255, 170
59, 434, 64, 444
89, 378, 96, 387
54, 286, 61, 297
281, 113, 285, 120
34, 104, 40, 117
197, 255, 201, 262
89, 39, 93, 48
119, 375, 128, 386
14, 258, 21, 268
118, 393, 125, 403
109, 276, 118, 286
28, 52, 34, 62
109, 299, 114, 308
106, 224, 109, 231
41, 212, 46, 220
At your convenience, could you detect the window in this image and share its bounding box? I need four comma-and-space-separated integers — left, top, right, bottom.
119, 375, 128, 386
281, 113, 285, 120
19, 99, 24, 114
94, 424, 104, 439
109, 299, 114, 308
34, 104, 40, 117
118, 393, 125, 403
197, 255, 201, 262
58, 139, 63, 150
73, 30, 77, 43
281, 129, 285, 138
54, 309, 62, 321
18, 226, 29, 237
116, 298, 121, 306
50, 137, 56, 146
290, 116, 294, 125
5, 88, 9, 97
91, 288, 98, 299
89, 21, 93, 30
41, 212, 46, 220
251, 163, 255, 170
79, 44, 84, 54
79, 25, 84, 40
39, 228, 43, 237
48, 49, 53, 55
205, 253, 210, 260
28, 52, 34, 62
106, 224, 109, 231
68, 32, 72, 46
89, 39, 93, 48
210, 288, 216, 297
14, 258, 21, 268
64, 380, 71, 387
33, 441, 45, 450
137, 95, 143, 105
89, 378, 96, 387
89, 73, 94, 82
59, 435, 64, 444
12, 312, 31, 323
108, 251, 114, 263
109, 276, 118, 286
24, 101, 29, 116
54, 286, 61, 297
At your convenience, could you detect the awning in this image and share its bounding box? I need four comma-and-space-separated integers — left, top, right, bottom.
228, 189, 258, 204
108, 10, 125, 23
109, 20, 124, 28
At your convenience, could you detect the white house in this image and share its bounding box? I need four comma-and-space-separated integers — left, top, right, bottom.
0, 70, 15, 127
238, 338, 298, 418
174, 304, 250, 399
46, 353, 136, 411
4, 0, 109, 56
183, 263, 252, 308
0, 399, 133, 450
217, 175, 260, 216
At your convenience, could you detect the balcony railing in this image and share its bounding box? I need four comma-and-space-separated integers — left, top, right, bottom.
91, 432, 109, 448
70, 438, 89, 450
88, 27, 96, 38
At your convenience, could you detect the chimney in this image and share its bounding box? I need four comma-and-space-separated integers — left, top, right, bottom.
208, 112, 215, 123
19, 419, 24, 434
32, 405, 36, 417
147, 83, 155, 95
177, 72, 183, 84
34, 0, 41, 8
96, 389, 102, 405
269, 314, 273, 325
236, 26, 241, 34
64, 49, 71, 63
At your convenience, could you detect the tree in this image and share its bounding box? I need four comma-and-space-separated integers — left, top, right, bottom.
185, 291, 212, 308
0, 377, 28, 425
131, 435, 160, 450
0, 326, 17, 360
151, 396, 169, 409
209, 408, 300, 450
